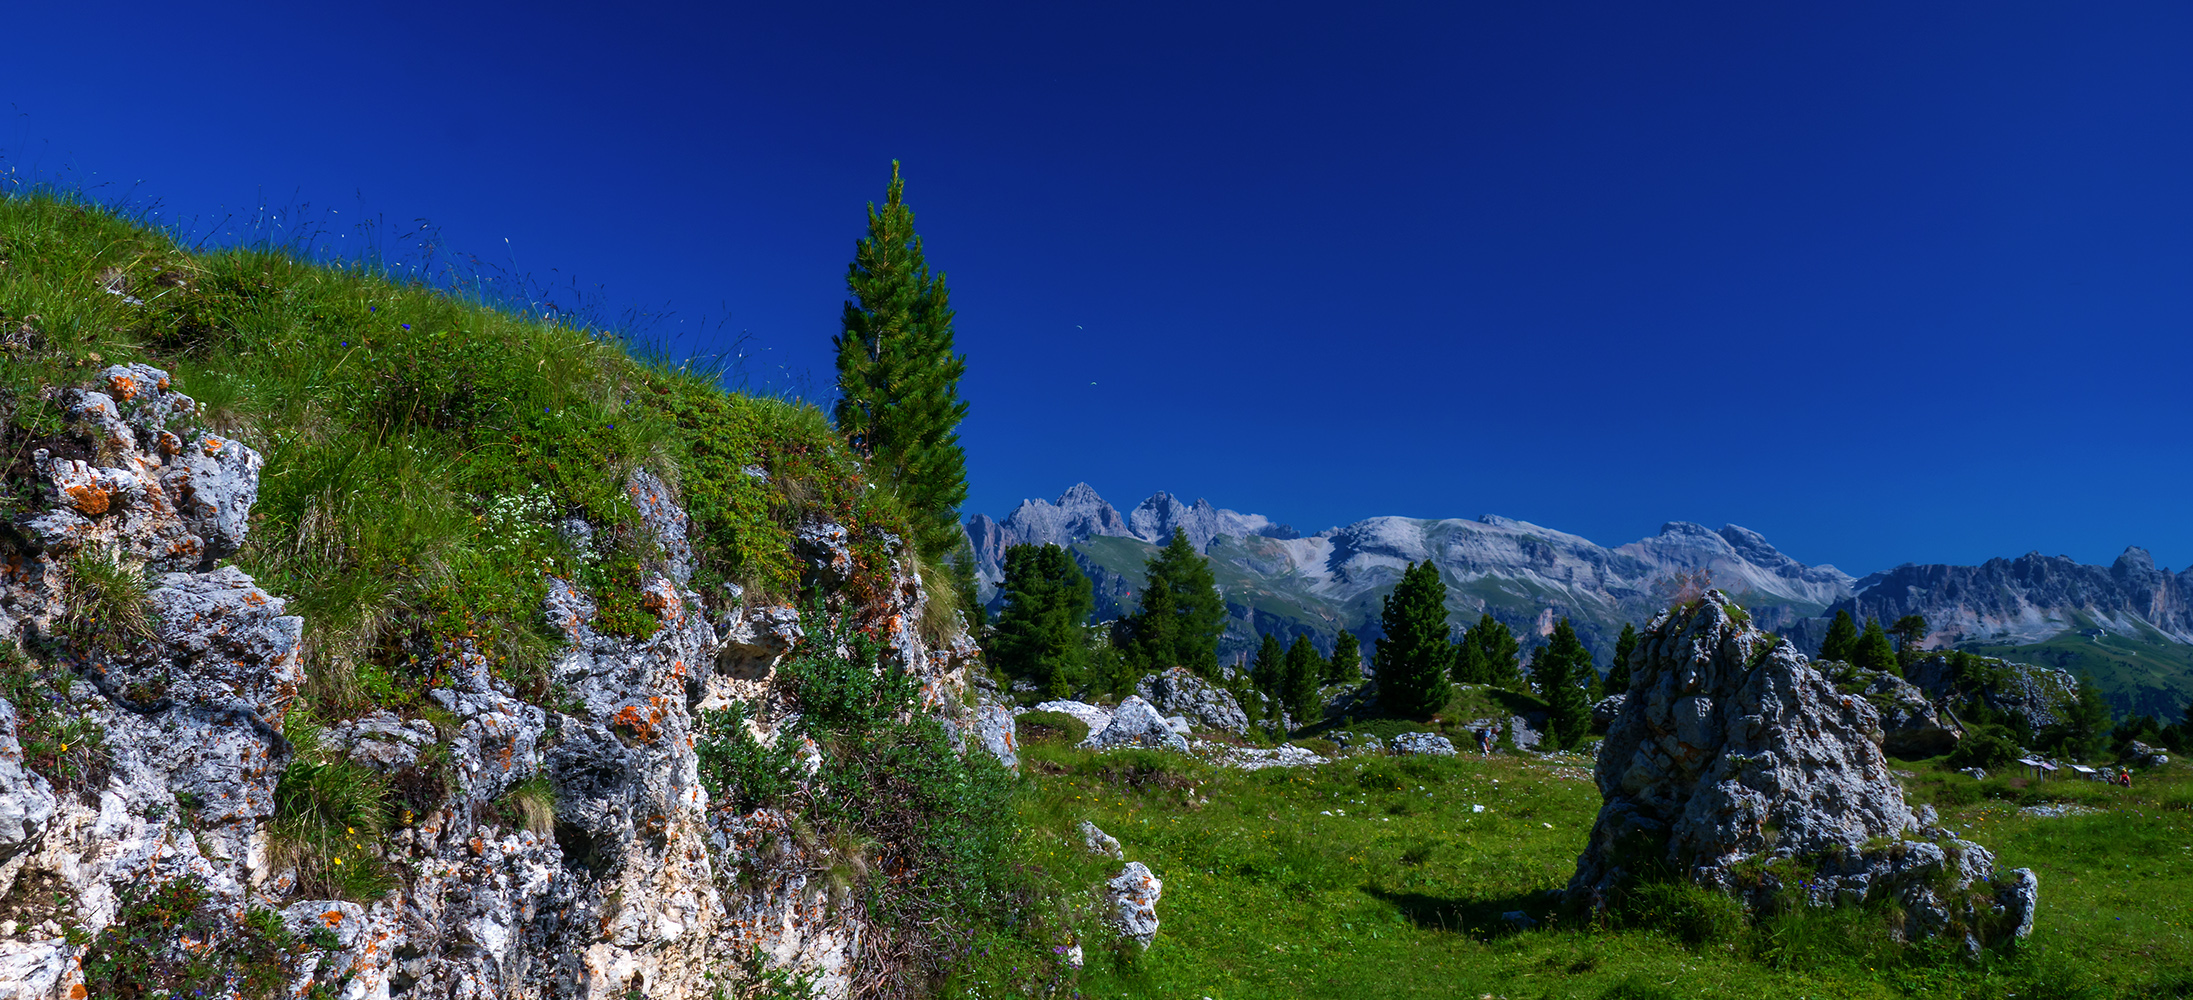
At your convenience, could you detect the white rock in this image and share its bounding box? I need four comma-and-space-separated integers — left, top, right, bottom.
1107, 862, 1163, 948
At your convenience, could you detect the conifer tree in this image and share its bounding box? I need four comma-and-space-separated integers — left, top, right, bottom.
1818, 609, 1860, 662
1891, 614, 1929, 669
1324, 630, 1360, 684
1126, 529, 1226, 677
1533, 618, 1594, 749
1460, 613, 1522, 689
1603, 622, 1638, 694
1283, 634, 1323, 722
988, 544, 1094, 697
1375, 561, 1455, 718
1852, 617, 1898, 673
834, 161, 970, 560
2059, 674, 2115, 762
1254, 632, 1286, 697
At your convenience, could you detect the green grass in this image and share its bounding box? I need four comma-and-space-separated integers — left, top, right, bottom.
1001, 742, 2193, 998
1964, 615, 2193, 722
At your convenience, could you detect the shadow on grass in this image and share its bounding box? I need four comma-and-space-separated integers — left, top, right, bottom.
1361, 884, 1563, 941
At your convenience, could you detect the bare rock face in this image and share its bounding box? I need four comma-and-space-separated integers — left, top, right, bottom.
1857, 669, 1963, 760
1569, 592, 2038, 946
1135, 666, 1250, 734
0, 701, 55, 864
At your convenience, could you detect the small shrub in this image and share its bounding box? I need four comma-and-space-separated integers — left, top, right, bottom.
1015, 710, 1089, 748
1947, 725, 2021, 772
79, 876, 306, 1000
695, 700, 802, 812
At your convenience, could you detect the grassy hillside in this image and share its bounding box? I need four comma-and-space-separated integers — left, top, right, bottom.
1965, 616, 2193, 722
1004, 730, 2193, 999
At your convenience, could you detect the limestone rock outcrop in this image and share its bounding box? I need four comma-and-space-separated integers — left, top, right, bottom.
1856, 669, 1964, 760
0, 366, 986, 1000
1568, 592, 2038, 946
1390, 732, 1457, 756
1135, 666, 1250, 733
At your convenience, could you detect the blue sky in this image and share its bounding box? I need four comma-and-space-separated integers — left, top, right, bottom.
8, 2, 2190, 577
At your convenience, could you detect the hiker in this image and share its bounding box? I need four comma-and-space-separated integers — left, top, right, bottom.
2118, 768, 2132, 788
1478, 727, 1494, 756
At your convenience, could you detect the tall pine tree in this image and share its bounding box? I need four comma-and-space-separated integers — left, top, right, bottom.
988, 544, 1094, 697
1325, 630, 1361, 684
1126, 529, 1227, 677
1533, 618, 1595, 749
1818, 609, 1860, 662
1253, 632, 1286, 697
1603, 622, 1639, 694
1375, 561, 1454, 718
1851, 617, 1897, 673
1283, 634, 1323, 722
834, 161, 970, 560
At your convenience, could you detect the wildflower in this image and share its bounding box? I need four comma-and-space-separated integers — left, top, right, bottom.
402, 323, 411, 329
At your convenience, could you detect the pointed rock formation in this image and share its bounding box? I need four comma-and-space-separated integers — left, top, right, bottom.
1570, 592, 2037, 945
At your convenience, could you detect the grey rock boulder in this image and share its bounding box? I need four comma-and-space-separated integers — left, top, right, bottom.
1135, 667, 1249, 733
1860, 670, 1962, 759
1079, 820, 1123, 860
0, 699, 55, 864
2126, 740, 2170, 769
974, 704, 1019, 770
1090, 696, 1191, 753
1390, 732, 1457, 757
1108, 861, 1163, 949
1508, 713, 1544, 751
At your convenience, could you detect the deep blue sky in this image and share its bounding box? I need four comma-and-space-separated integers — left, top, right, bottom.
9, 2, 2191, 577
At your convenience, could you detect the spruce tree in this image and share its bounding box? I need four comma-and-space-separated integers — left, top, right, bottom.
1818, 609, 1860, 662
1127, 529, 1226, 677
1462, 614, 1523, 689
2060, 673, 2114, 762
1534, 618, 1594, 749
1603, 622, 1638, 694
1284, 634, 1323, 722
1254, 632, 1286, 698
1852, 617, 1898, 673
1325, 630, 1361, 684
834, 161, 970, 560
1375, 561, 1455, 718
988, 544, 1094, 697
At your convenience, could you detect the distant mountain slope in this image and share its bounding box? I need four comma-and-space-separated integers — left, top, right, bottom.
967, 485, 1854, 666
1799, 548, 2193, 719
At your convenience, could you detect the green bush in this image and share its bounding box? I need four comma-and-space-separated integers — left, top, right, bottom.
695, 700, 802, 812
1015, 710, 1090, 747
1947, 726, 2022, 772
79, 875, 315, 1000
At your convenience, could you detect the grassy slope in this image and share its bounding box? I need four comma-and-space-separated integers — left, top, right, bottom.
1003, 736, 2193, 1000
1964, 616, 2193, 721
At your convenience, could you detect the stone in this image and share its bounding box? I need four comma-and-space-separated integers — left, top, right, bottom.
0, 700, 55, 864
1995, 867, 2040, 939
1590, 694, 1627, 734
1028, 699, 1112, 737
1390, 732, 1457, 756
973, 704, 1018, 770
795, 521, 853, 583
1508, 713, 1544, 751
1500, 910, 1537, 929
1135, 666, 1250, 733
1088, 696, 1192, 753
1959, 767, 1988, 780
2126, 740, 2170, 769
1107, 862, 1163, 948
1567, 591, 2038, 946
1079, 820, 1123, 860
1861, 670, 1962, 759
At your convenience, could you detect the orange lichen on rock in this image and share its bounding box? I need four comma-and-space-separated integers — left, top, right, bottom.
107, 373, 139, 400
64, 482, 111, 515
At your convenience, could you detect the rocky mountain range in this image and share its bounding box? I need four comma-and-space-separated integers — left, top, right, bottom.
966, 484, 1856, 664
969, 485, 2193, 718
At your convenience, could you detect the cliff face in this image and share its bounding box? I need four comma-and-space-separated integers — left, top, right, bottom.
0, 367, 987, 1000
969, 485, 1854, 664
1834, 547, 2193, 648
